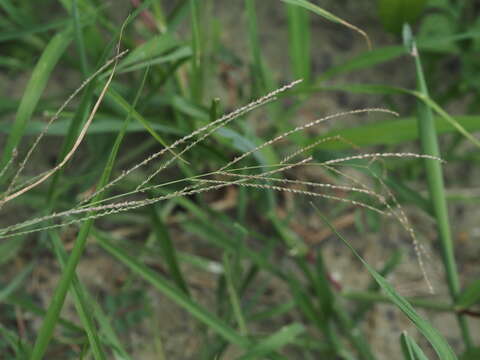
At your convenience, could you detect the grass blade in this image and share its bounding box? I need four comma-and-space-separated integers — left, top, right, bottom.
455, 279, 480, 311
405, 25, 472, 347
29, 29, 128, 359
5, 294, 83, 333
149, 205, 190, 295
94, 230, 251, 348
0, 323, 31, 359
189, 0, 203, 102
312, 114, 480, 150
103, 87, 184, 161
280, 0, 371, 49
237, 323, 305, 359
223, 253, 248, 336
0, 237, 26, 265
286, 3, 311, 84
400, 331, 429, 360
0, 263, 33, 302
49, 231, 106, 360
315, 206, 458, 360
415, 94, 480, 149
0, 26, 72, 170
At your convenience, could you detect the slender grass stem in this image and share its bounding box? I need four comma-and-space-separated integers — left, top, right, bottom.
406, 26, 473, 348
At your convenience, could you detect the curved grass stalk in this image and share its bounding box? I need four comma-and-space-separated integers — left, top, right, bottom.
217, 108, 398, 173
0, 158, 311, 237
1, 50, 128, 199
0, 50, 128, 207
77, 80, 302, 206
75, 108, 395, 212
0, 150, 443, 242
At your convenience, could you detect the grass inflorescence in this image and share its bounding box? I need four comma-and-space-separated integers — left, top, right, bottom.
1, 1, 479, 359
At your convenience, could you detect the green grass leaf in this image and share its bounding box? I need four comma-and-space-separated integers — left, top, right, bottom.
0, 237, 26, 265
94, 230, 251, 349
407, 25, 472, 347
29, 34, 137, 359
0, 323, 31, 359
456, 279, 480, 310
118, 34, 178, 69
280, 0, 371, 49
314, 206, 458, 360
286, 3, 311, 84
311, 115, 480, 150
238, 323, 305, 359
0, 263, 33, 302
378, 0, 428, 34
400, 331, 429, 360
49, 231, 106, 360
0, 26, 72, 170
149, 205, 190, 295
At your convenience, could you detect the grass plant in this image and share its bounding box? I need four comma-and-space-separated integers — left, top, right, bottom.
1, 1, 479, 359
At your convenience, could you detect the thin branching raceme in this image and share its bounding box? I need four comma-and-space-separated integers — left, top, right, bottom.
210, 172, 386, 201
1, 50, 129, 199
217, 154, 440, 293
76, 149, 440, 224
0, 148, 18, 181
217, 108, 399, 173
366, 167, 435, 292
0, 46, 128, 208
0, 73, 443, 292
0, 157, 312, 237
74, 161, 325, 210
75, 149, 438, 218
281, 136, 344, 163
192, 179, 387, 215
0, 161, 330, 239
321, 152, 444, 166
78, 80, 303, 206
75, 108, 397, 210
121, 109, 400, 210
323, 162, 434, 292
0, 152, 395, 238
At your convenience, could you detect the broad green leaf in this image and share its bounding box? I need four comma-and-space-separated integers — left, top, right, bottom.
319, 46, 406, 81
461, 347, 480, 360
378, 0, 428, 34
456, 279, 480, 310
311, 115, 480, 150
286, 3, 311, 84
417, 12, 456, 52
300, 83, 480, 150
